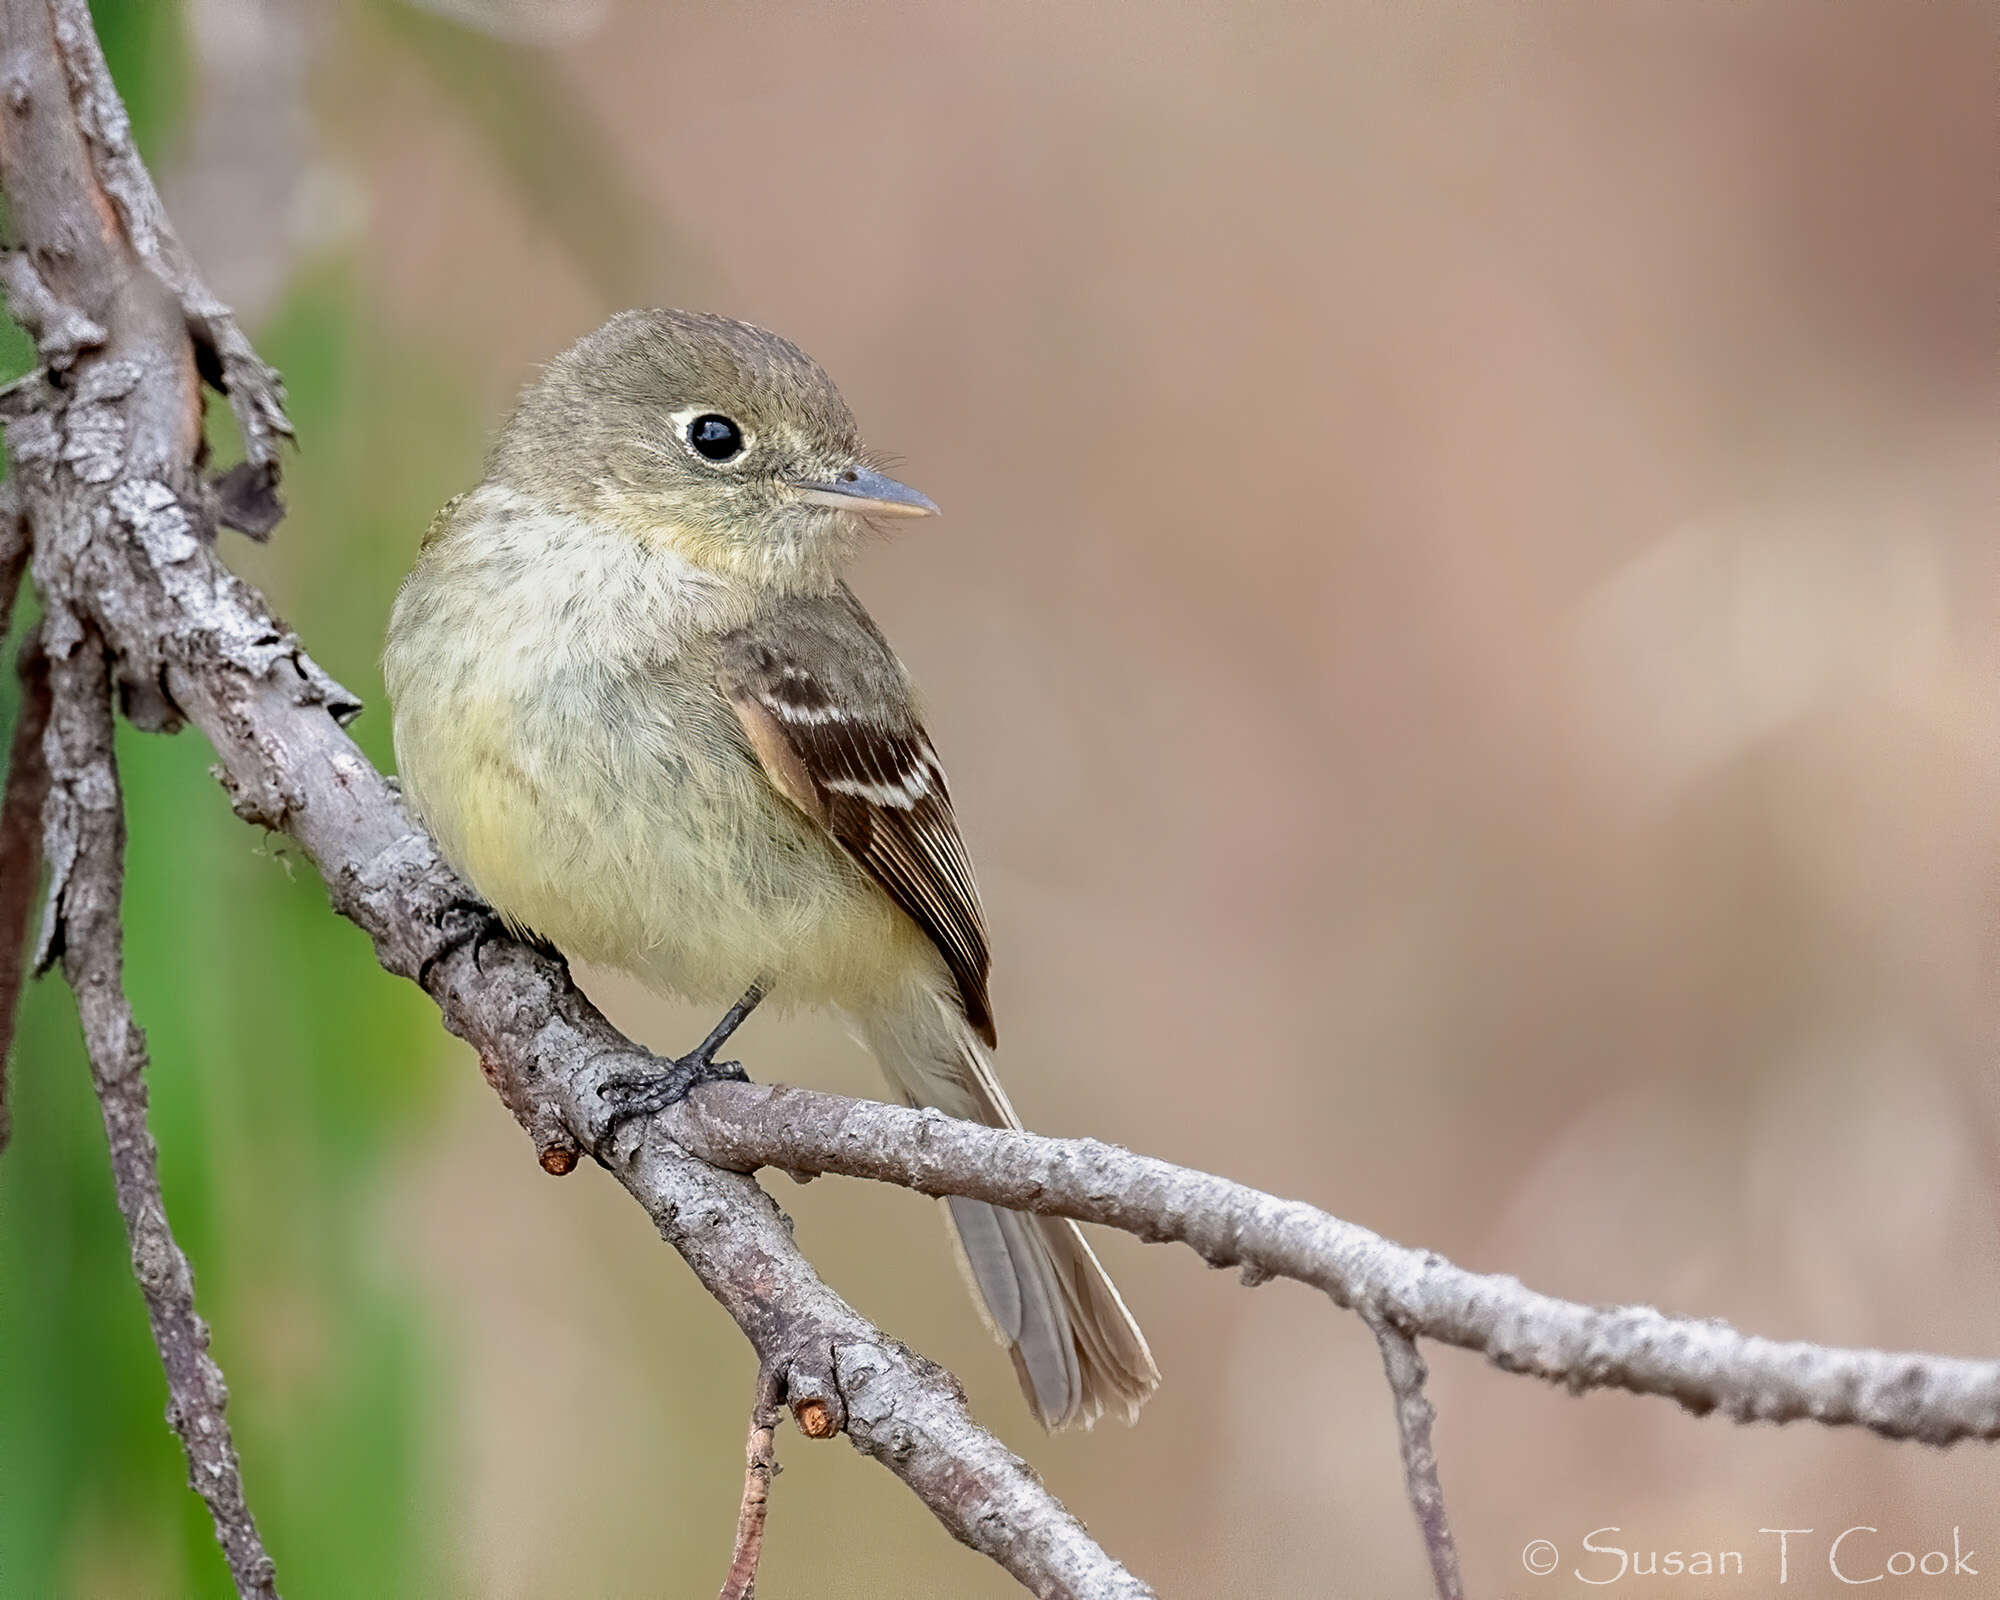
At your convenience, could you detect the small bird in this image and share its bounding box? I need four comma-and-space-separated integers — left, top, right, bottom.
384, 309, 1159, 1428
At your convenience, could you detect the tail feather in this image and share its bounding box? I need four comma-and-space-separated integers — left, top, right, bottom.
859, 987, 1160, 1429
943, 1196, 1081, 1420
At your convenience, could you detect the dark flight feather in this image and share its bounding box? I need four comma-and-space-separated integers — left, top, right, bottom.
717, 588, 996, 1045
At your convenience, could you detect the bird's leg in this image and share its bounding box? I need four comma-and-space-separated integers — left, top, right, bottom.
599, 982, 765, 1128
688, 981, 767, 1066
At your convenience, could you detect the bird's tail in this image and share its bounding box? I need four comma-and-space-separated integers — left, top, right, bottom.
857, 984, 1160, 1429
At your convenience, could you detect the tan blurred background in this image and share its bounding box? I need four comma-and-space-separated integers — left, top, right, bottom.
41, 0, 2000, 1595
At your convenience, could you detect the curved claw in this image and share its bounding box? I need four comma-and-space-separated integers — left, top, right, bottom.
419, 896, 505, 990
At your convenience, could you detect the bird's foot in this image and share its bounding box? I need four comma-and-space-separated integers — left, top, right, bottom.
598, 1050, 750, 1132
420, 895, 508, 989
596, 982, 764, 1136
421, 897, 572, 989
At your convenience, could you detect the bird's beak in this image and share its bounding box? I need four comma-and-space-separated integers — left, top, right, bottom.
790, 466, 940, 519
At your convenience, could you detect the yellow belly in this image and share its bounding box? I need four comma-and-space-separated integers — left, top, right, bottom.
383, 500, 929, 1013
399, 679, 932, 1010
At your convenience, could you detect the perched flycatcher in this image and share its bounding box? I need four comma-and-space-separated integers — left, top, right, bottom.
384, 309, 1159, 1428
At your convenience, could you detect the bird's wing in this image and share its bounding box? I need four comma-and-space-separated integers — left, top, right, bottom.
716, 591, 995, 1045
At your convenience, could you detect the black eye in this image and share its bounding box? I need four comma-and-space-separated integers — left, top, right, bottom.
687, 413, 745, 462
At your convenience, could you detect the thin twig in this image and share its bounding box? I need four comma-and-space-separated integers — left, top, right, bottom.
0, 623, 49, 1152
1366, 1314, 1463, 1600
38, 617, 280, 1599
719, 1365, 785, 1600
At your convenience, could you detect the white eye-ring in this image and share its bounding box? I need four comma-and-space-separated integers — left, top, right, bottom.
672, 406, 752, 465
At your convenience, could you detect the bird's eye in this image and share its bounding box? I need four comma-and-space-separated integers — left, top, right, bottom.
686, 413, 745, 462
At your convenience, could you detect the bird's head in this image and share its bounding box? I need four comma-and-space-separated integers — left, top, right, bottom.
488, 308, 937, 589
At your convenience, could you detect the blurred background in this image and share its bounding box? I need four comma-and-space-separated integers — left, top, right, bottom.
1, 0, 1995, 1594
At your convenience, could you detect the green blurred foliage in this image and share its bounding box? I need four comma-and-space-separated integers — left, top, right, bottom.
0, 5, 464, 1593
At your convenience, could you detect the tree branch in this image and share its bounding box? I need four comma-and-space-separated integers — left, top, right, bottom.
671, 1083, 2000, 1446
36, 607, 279, 1598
